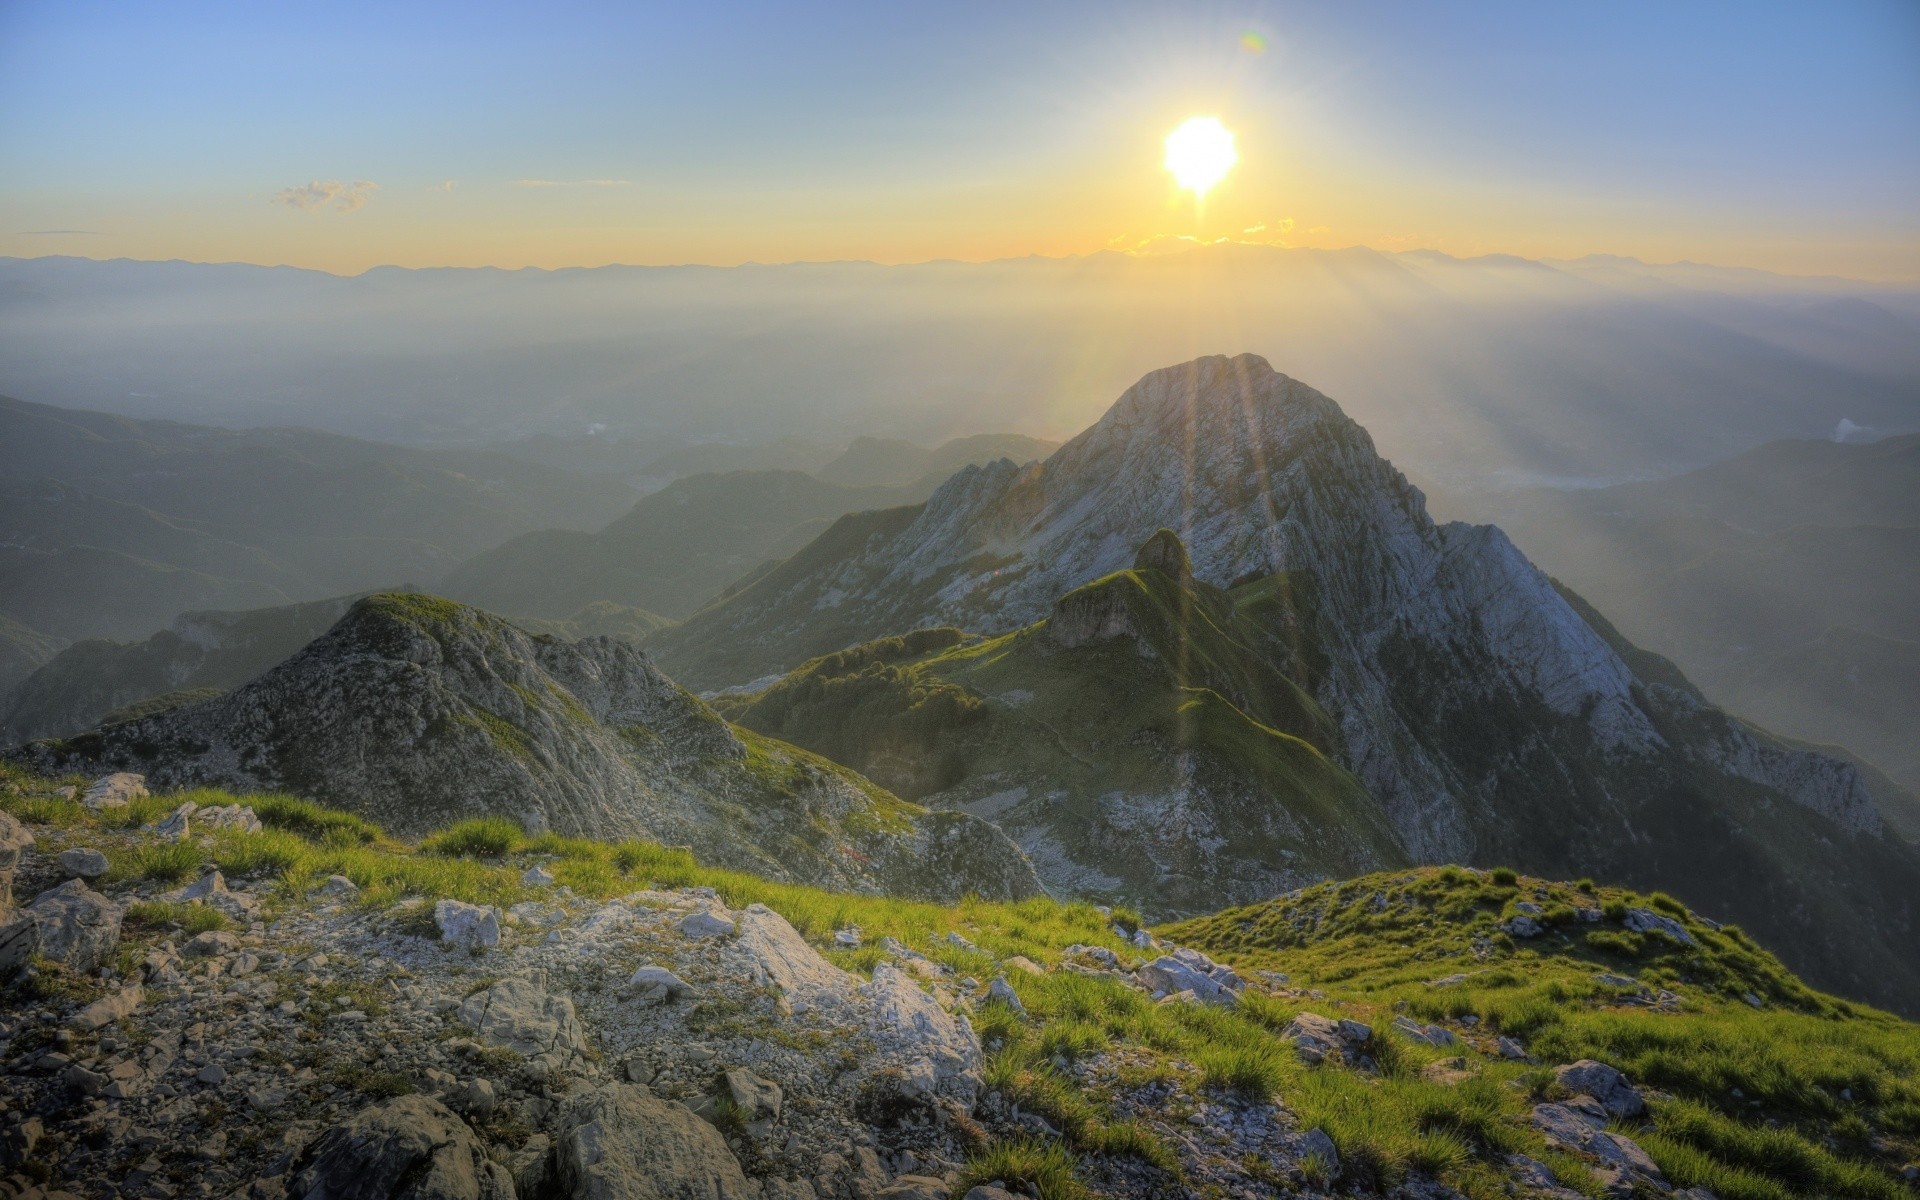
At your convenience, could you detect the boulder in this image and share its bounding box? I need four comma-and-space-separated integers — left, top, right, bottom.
521, 865, 555, 887
733, 903, 853, 1013
1136, 947, 1240, 1005
676, 908, 736, 938
81, 773, 147, 810
1554, 1059, 1645, 1118
862, 962, 983, 1102
435, 900, 501, 951
1623, 907, 1696, 946
0, 909, 38, 973
183, 931, 240, 957
0, 811, 33, 904
1504, 915, 1544, 939
317, 875, 360, 899
55, 847, 110, 881
987, 976, 1027, 1015
1391, 1015, 1457, 1048
1531, 1103, 1663, 1179
722, 1067, 782, 1122
195, 804, 263, 833
150, 802, 196, 840
625, 964, 692, 1005
69, 985, 143, 1032
285, 1094, 515, 1200
25, 878, 121, 972
457, 974, 589, 1064
1278, 1012, 1368, 1064
555, 1083, 751, 1200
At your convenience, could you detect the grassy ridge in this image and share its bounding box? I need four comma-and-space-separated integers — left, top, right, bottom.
5, 763, 1916, 1200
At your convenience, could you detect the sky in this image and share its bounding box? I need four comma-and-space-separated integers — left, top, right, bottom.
1, 0, 1917, 278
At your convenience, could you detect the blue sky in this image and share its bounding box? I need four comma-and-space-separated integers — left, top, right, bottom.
2, 0, 1915, 275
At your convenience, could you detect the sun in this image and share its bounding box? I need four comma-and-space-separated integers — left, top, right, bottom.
1164, 116, 1238, 199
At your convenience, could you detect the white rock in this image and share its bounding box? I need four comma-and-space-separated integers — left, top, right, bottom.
676, 908, 736, 938
434, 900, 501, 951
56, 848, 110, 880
521, 865, 555, 887
82, 773, 147, 810
862, 962, 983, 1102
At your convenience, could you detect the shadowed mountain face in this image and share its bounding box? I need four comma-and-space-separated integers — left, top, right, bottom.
0, 593, 367, 746
1453, 433, 1920, 795
8, 594, 1041, 903
0, 394, 636, 643
665, 355, 1920, 1013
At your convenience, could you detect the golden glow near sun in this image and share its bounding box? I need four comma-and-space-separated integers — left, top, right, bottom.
1164, 116, 1238, 199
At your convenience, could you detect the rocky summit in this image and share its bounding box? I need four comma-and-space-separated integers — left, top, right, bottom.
5, 595, 1038, 903
664, 356, 1920, 1014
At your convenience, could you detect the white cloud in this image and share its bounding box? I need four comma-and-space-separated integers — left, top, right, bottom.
514, 178, 630, 188
274, 179, 379, 214
432, 179, 459, 192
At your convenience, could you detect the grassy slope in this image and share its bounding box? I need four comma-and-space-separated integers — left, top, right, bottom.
720, 566, 1408, 914
6, 763, 1915, 1200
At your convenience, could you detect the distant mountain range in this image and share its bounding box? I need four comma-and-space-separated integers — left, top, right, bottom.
440, 434, 1056, 623
0, 394, 639, 641
1454, 432, 1920, 797
5, 248, 1914, 493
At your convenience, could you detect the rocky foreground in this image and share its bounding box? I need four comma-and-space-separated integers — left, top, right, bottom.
2, 773, 1916, 1200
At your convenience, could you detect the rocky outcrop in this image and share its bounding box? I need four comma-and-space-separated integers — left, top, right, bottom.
9, 593, 1040, 903
555, 1083, 753, 1200
285, 1095, 516, 1200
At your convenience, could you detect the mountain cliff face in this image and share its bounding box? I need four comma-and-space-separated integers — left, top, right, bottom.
662, 355, 1920, 1012
8, 593, 1040, 902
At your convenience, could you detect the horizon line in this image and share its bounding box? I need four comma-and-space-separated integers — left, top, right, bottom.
4, 243, 1914, 289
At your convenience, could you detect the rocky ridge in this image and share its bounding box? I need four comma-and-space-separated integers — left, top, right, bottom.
6, 598, 1038, 903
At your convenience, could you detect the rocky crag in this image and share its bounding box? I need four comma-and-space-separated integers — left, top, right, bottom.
6, 596, 1038, 903
661, 356, 1920, 1014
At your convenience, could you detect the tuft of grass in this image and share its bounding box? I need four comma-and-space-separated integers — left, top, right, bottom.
953, 1138, 1088, 1200
111, 839, 203, 883
124, 901, 230, 935
422, 817, 526, 858
1489, 867, 1518, 887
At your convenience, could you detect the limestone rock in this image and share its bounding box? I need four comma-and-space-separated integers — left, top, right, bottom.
625, 964, 692, 1005
1136, 947, 1241, 1005
435, 900, 501, 951
285, 1094, 515, 1200
861, 962, 982, 1102
555, 1083, 751, 1200
733, 903, 854, 1013
722, 1067, 782, 1122
81, 773, 146, 810
1278, 1012, 1369, 1064
69, 985, 143, 1032
55, 847, 109, 880
0, 810, 33, 904
676, 907, 736, 938
1624, 907, 1696, 946
25, 878, 121, 972
1554, 1059, 1645, 1118
457, 974, 589, 1063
